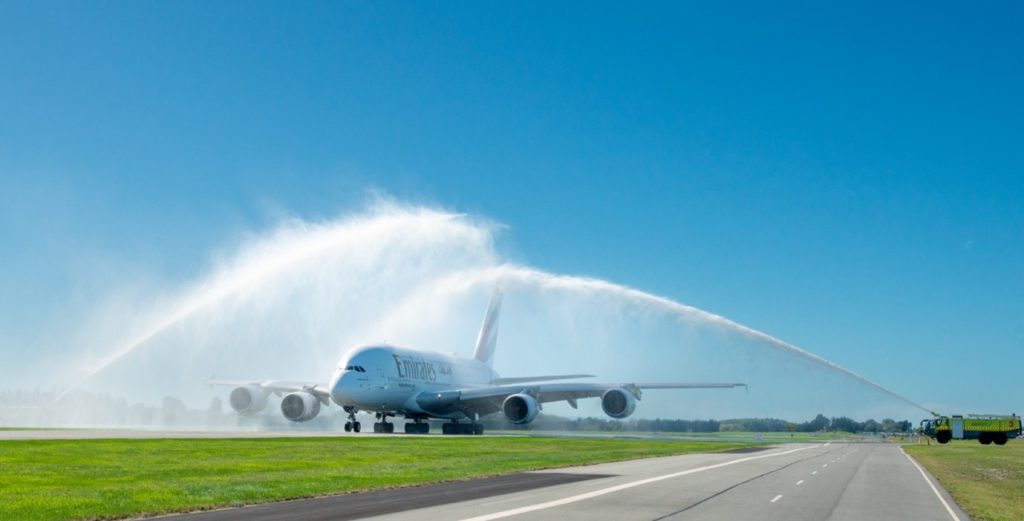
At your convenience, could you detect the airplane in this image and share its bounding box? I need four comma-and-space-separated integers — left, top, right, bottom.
211, 289, 747, 434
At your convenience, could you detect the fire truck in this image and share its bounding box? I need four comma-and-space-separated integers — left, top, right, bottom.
920, 414, 1021, 445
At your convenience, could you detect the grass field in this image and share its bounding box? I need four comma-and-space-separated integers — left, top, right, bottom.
489, 430, 872, 443
0, 436, 757, 521
0, 427, 66, 431
646, 431, 872, 442
904, 440, 1023, 521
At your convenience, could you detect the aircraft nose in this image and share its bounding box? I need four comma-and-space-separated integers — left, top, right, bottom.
329, 368, 346, 405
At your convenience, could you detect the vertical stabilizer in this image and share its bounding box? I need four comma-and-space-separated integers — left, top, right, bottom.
473, 288, 502, 367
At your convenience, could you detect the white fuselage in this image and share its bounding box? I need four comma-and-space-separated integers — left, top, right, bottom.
328, 344, 498, 416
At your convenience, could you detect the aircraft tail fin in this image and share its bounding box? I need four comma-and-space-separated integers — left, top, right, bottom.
473, 287, 502, 367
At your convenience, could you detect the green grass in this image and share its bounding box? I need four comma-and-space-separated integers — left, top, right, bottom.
653, 431, 869, 442
0, 427, 68, 431
904, 440, 1024, 521
0, 436, 757, 521
492, 430, 868, 442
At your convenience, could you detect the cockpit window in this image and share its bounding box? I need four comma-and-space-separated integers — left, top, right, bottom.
343, 365, 367, 372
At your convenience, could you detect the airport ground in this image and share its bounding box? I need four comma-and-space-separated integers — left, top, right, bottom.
0, 431, 755, 521
0, 429, 1017, 521
0, 427, 864, 442
169, 442, 963, 521
905, 441, 1023, 521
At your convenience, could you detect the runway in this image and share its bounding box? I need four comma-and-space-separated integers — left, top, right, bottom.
0, 428, 788, 443
0, 429, 348, 440
156, 442, 968, 521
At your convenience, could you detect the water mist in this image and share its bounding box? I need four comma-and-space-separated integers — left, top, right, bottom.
40, 201, 930, 426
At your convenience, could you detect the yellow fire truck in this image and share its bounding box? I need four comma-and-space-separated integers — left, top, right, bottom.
920, 414, 1021, 445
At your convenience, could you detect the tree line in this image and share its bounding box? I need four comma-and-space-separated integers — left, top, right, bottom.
720, 414, 912, 434
2, 389, 912, 433
486, 413, 913, 433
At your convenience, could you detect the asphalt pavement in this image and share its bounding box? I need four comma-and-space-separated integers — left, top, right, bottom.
153, 442, 968, 521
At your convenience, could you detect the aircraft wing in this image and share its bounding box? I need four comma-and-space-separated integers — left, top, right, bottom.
415, 382, 746, 417
490, 374, 595, 385
207, 379, 332, 403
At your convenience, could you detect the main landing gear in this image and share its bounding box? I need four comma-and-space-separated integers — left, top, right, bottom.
404, 417, 430, 434
373, 412, 395, 433
442, 420, 484, 435
341, 410, 480, 435
343, 408, 361, 433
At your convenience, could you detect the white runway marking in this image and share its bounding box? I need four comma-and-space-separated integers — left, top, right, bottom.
900, 447, 962, 521
822, 464, 828, 468
812, 470, 818, 475
796, 479, 804, 485
458, 445, 819, 521
770, 494, 783, 503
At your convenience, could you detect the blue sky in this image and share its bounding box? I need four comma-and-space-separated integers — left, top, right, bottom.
1, 2, 1021, 417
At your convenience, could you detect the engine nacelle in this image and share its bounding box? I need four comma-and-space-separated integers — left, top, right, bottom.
281, 392, 321, 422
229, 385, 267, 413
502, 393, 540, 424
601, 388, 637, 419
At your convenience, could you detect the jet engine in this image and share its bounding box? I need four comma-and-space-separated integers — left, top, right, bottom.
502, 393, 540, 424
229, 385, 267, 413
281, 392, 321, 422
601, 388, 637, 419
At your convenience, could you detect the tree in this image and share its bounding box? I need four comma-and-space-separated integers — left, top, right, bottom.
830, 416, 860, 433
800, 414, 830, 432
162, 396, 187, 425
880, 418, 898, 433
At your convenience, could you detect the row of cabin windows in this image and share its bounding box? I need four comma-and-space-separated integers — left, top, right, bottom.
344, 365, 367, 373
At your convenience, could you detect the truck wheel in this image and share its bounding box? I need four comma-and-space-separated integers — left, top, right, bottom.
936, 431, 952, 444
979, 433, 991, 445
994, 433, 1008, 445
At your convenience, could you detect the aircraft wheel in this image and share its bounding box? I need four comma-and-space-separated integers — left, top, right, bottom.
373, 422, 381, 433
442, 422, 454, 435
474, 424, 484, 435
404, 421, 430, 434
979, 433, 991, 445
344, 422, 352, 433
353, 422, 361, 433
994, 433, 1008, 445
936, 431, 951, 444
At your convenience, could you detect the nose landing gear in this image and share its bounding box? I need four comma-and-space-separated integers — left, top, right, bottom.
343, 408, 361, 433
